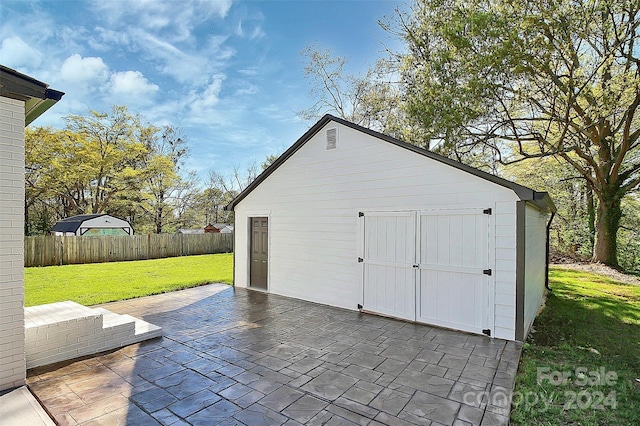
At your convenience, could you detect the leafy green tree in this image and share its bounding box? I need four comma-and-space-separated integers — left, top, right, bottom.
24, 126, 95, 226
503, 157, 595, 261
163, 170, 201, 232
195, 187, 227, 225
261, 154, 279, 170
393, 0, 640, 266
138, 125, 190, 233
25, 106, 200, 235
25, 127, 61, 234
63, 105, 153, 215
618, 196, 640, 272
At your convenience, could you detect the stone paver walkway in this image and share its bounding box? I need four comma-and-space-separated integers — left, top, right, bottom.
27, 284, 522, 425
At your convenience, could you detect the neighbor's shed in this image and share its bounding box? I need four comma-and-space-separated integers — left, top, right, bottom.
177, 228, 205, 235
226, 115, 556, 342
205, 223, 234, 234
51, 214, 133, 236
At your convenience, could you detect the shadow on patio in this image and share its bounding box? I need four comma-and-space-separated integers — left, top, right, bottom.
27, 284, 521, 425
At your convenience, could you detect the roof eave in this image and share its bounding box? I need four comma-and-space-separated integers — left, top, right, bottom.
25, 91, 64, 126
532, 191, 557, 213
226, 114, 557, 213
1, 65, 65, 125
225, 115, 333, 210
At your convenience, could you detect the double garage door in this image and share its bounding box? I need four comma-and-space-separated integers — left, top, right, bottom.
361, 209, 493, 336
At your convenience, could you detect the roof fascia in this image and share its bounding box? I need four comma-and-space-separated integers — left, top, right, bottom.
226, 114, 556, 213
225, 115, 333, 210
1, 65, 65, 125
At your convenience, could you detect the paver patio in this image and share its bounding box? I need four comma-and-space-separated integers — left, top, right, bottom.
26, 284, 522, 425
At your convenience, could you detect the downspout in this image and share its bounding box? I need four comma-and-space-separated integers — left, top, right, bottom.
545, 212, 556, 291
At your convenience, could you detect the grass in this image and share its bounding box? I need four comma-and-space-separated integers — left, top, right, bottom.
25, 253, 233, 306
511, 267, 640, 425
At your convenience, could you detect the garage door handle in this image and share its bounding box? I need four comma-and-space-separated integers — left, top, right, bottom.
413, 264, 419, 268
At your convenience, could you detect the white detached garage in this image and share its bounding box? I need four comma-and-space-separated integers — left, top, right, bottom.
227, 115, 555, 341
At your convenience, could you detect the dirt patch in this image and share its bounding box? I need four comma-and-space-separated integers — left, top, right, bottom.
552, 263, 640, 285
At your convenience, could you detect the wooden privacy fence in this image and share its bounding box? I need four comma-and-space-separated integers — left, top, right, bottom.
25, 233, 233, 267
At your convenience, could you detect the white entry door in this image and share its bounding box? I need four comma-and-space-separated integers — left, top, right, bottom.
416, 209, 491, 334
361, 211, 416, 321
361, 209, 492, 335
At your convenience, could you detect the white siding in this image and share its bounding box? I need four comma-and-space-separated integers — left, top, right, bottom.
493, 201, 517, 340
523, 203, 548, 338
234, 121, 521, 339
362, 211, 416, 321
416, 209, 491, 334
0, 96, 26, 391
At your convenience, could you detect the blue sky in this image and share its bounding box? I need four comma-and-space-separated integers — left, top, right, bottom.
1, 0, 404, 182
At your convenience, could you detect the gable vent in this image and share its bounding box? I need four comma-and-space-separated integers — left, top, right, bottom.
326, 128, 337, 150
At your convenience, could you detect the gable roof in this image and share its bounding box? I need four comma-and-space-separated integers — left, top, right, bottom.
51, 213, 107, 232
177, 229, 205, 234
0, 64, 65, 125
51, 214, 115, 233
226, 115, 556, 213
207, 223, 232, 230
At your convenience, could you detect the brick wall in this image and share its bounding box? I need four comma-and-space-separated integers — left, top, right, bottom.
0, 96, 26, 391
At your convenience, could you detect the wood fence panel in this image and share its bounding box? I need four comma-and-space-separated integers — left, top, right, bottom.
24, 233, 233, 267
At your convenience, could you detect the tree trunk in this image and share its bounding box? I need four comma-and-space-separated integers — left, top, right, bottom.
155, 193, 164, 234
586, 186, 595, 249
25, 198, 30, 236
592, 189, 622, 266
155, 206, 163, 234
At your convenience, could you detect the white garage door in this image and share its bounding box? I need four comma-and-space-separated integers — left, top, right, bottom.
361, 209, 493, 335
361, 211, 416, 321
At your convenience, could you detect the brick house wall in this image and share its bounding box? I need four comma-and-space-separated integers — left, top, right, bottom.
0, 96, 26, 390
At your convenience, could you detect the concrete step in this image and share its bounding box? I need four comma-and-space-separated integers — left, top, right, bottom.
93, 308, 136, 331
25, 301, 102, 328
25, 301, 162, 369
124, 315, 163, 345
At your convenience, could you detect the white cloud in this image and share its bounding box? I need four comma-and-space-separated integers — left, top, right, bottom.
125, 29, 234, 87
0, 36, 42, 69
110, 70, 159, 97
85, 0, 238, 90
137, 33, 208, 85
235, 21, 265, 40
59, 54, 109, 85
191, 74, 225, 110
92, 0, 233, 42
57, 26, 90, 54
257, 103, 299, 123
249, 26, 266, 40
235, 21, 244, 37
57, 56, 159, 108
201, 0, 234, 19
88, 27, 133, 51
237, 68, 259, 76
234, 82, 258, 96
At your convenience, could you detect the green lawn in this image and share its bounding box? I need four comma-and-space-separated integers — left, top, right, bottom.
511, 267, 640, 425
25, 253, 233, 306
